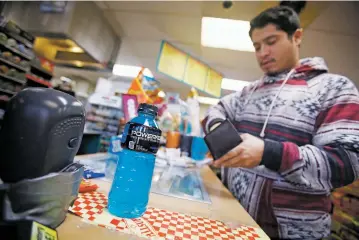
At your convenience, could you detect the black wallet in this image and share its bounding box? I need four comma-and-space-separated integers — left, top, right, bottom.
204, 119, 242, 160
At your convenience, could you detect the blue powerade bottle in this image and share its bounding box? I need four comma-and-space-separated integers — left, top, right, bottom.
108, 103, 161, 218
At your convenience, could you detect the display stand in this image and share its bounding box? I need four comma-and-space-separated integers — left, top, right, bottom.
0, 17, 32, 108
0, 16, 53, 125
27, 56, 53, 88
84, 93, 124, 152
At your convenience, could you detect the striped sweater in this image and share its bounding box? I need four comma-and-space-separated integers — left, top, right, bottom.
203, 57, 359, 239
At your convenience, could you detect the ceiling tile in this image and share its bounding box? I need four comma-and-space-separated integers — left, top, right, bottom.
308, 2, 359, 36
102, 1, 359, 93
113, 12, 162, 39
105, 1, 203, 16
94, 1, 109, 10
201, 47, 257, 68
113, 12, 201, 44
202, 1, 260, 21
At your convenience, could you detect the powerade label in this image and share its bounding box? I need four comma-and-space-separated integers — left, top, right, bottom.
121, 122, 161, 154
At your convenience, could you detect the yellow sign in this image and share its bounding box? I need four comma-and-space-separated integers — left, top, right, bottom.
205, 69, 223, 97
157, 41, 223, 97
184, 57, 208, 90
31, 221, 58, 240
157, 42, 187, 81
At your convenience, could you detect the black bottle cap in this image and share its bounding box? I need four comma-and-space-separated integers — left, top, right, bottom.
138, 103, 158, 115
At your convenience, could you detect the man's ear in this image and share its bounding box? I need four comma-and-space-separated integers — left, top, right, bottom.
293, 28, 303, 47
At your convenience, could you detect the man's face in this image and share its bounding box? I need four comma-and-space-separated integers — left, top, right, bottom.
251, 24, 302, 75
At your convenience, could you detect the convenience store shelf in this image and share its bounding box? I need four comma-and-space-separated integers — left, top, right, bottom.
0, 73, 26, 85
0, 42, 32, 60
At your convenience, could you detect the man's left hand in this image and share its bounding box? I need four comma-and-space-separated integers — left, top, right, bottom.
212, 133, 265, 168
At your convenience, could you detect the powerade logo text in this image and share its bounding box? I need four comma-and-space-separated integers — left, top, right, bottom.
131, 130, 161, 141
122, 122, 162, 153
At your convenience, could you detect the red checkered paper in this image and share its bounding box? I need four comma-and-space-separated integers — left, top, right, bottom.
69, 191, 107, 221
69, 191, 269, 240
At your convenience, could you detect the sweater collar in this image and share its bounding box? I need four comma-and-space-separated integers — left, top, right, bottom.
263, 57, 329, 84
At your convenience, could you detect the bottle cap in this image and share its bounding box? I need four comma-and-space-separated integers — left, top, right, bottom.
138, 103, 158, 115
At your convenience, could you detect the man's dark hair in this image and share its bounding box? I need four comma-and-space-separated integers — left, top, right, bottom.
249, 2, 306, 38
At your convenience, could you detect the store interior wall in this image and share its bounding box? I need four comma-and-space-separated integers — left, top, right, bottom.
97, 1, 359, 119
52, 76, 95, 96
101, 1, 359, 92
3, 1, 359, 108
54, 1, 359, 118
68, 1, 121, 65
1, 1, 74, 34
299, 2, 359, 84
1, 1, 120, 68
109, 76, 133, 95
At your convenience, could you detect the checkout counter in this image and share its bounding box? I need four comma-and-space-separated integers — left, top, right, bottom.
0, 88, 268, 239
0, 88, 269, 240
58, 154, 270, 240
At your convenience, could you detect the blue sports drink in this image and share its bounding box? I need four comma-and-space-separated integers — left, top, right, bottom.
108, 103, 161, 218
105, 135, 122, 181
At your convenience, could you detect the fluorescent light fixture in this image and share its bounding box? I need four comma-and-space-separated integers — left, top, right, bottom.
70, 46, 84, 53
201, 17, 255, 52
197, 96, 220, 105
74, 61, 84, 67
112, 64, 153, 78
221, 78, 250, 91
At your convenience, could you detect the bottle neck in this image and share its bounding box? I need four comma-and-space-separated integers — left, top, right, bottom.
138, 111, 156, 119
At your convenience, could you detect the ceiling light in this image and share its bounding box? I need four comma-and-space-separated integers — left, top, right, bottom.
201, 17, 255, 52
70, 46, 84, 53
74, 61, 84, 67
197, 96, 220, 105
221, 78, 250, 91
113, 64, 153, 78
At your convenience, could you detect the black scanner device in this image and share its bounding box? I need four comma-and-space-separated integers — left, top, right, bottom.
0, 87, 86, 183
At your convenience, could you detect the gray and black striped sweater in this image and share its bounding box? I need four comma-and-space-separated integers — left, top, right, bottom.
203, 57, 359, 239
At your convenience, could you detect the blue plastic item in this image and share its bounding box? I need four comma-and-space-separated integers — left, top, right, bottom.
83, 169, 105, 179
108, 103, 161, 218
191, 136, 209, 161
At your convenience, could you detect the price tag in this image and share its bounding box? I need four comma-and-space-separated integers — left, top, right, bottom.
31, 221, 58, 240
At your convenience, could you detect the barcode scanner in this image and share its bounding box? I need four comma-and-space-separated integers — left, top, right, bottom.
0, 88, 86, 183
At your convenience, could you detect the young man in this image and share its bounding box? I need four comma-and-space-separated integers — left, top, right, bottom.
203, 5, 359, 239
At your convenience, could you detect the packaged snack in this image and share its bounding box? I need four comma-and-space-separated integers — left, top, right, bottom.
2, 51, 12, 59
6, 38, 17, 48
0, 33, 8, 44
0, 65, 9, 74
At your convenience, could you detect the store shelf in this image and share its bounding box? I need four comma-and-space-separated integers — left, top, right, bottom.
86, 117, 119, 126
0, 57, 28, 72
30, 64, 53, 79
0, 73, 26, 85
0, 88, 15, 95
1, 29, 33, 49
26, 73, 52, 87
0, 42, 32, 60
